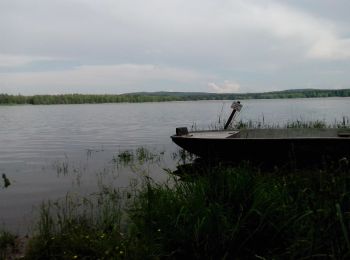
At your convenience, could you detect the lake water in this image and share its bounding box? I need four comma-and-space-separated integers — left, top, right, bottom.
1, 97, 349, 233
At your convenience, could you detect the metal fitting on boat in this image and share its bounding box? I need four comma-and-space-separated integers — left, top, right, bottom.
176, 127, 189, 136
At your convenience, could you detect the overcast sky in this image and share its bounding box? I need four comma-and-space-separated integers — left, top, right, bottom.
1, 0, 350, 94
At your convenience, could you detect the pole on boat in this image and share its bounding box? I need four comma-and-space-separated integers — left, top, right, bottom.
224, 101, 242, 130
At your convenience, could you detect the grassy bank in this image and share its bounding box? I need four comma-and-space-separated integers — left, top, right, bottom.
21, 157, 350, 259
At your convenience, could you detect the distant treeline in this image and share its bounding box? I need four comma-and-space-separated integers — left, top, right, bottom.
1, 89, 350, 105
0, 94, 179, 105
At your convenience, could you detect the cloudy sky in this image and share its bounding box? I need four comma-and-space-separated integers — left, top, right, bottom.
1, 0, 350, 94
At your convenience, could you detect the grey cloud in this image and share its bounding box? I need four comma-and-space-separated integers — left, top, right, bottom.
1, 0, 350, 94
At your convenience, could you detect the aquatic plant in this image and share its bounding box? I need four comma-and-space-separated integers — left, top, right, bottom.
113, 147, 164, 168
191, 116, 350, 131
25, 156, 350, 259
1, 174, 10, 189
52, 156, 69, 176
26, 189, 125, 259
285, 119, 327, 129
0, 229, 17, 259
232, 118, 350, 130
113, 150, 134, 165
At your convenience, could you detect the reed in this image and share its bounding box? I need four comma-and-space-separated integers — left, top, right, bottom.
24, 154, 350, 259
0, 229, 16, 259
192, 116, 350, 131
234, 118, 350, 130
26, 189, 125, 259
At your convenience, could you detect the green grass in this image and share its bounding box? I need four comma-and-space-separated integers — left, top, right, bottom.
25, 188, 125, 259
24, 156, 350, 259
192, 116, 350, 131
0, 229, 17, 260
233, 118, 350, 130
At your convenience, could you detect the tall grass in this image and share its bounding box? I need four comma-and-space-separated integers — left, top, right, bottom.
234, 117, 350, 130
191, 115, 350, 131
0, 229, 17, 259
26, 188, 125, 259
24, 155, 350, 259
127, 162, 350, 259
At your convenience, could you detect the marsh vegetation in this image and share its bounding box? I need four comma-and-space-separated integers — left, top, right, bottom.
1, 117, 350, 259
4, 147, 345, 259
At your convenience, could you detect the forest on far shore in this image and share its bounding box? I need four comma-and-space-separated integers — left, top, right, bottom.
1, 88, 349, 105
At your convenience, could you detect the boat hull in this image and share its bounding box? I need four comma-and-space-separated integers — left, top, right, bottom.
171, 129, 350, 165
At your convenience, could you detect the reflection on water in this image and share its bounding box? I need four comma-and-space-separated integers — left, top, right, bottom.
0, 98, 349, 233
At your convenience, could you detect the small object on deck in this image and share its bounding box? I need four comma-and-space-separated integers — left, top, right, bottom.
176, 127, 189, 136
224, 101, 242, 130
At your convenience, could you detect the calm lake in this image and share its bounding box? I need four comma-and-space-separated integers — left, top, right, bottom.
1, 97, 350, 233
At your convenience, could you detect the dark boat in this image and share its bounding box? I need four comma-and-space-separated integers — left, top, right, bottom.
171, 102, 350, 165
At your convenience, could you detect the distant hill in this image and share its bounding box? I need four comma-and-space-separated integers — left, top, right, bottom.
130, 88, 348, 96
127, 88, 350, 100
1, 88, 349, 105
129, 91, 214, 97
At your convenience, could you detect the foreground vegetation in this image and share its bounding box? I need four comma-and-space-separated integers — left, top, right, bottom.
0, 230, 17, 259
12, 154, 348, 259
1, 88, 350, 105
1, 120, 350, 259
